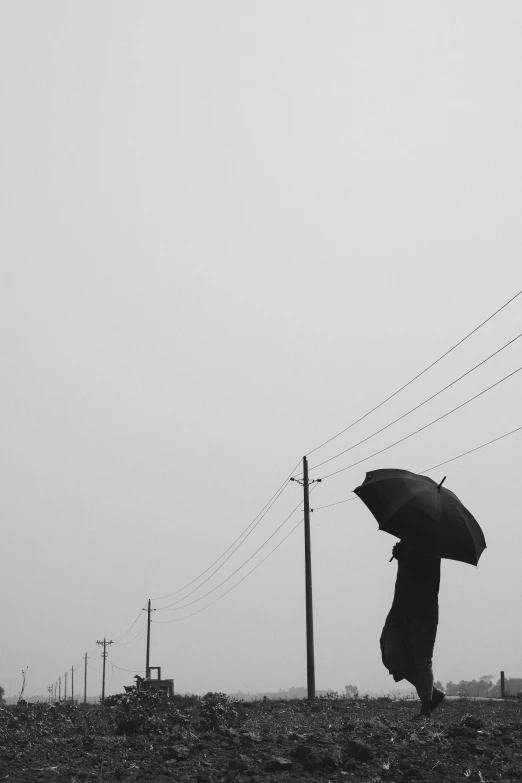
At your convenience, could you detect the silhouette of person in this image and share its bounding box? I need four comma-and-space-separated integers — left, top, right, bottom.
380, 540, 445, 718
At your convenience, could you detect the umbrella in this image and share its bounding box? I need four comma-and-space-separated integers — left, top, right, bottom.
353, 468, 486, 565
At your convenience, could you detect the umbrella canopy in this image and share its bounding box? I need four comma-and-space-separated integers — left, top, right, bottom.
353, 468, 486, 565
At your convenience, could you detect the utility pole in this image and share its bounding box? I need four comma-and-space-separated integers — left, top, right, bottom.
71, 666, 74, 703
143, 599, 156, 678
64, 671, 67, 702
54, 681, 57, 701
58, 676, 61, 701
48, 686, 52, 704
291, 456, 321, 700
84, 653, 88, 704
96, 638, 113, 702
501, 670, 505, 698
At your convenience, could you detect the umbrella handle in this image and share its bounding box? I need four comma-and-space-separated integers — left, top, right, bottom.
389, 555, 394, 562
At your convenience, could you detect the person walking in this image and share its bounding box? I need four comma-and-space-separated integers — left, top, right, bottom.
380, 539, 445, 718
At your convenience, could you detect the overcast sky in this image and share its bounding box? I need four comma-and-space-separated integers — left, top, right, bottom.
1, 1, 521, 700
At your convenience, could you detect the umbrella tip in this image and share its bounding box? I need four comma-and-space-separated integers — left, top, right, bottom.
437, 475, 446, 490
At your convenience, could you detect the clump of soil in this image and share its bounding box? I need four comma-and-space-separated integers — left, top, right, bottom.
1, 692, 521, 782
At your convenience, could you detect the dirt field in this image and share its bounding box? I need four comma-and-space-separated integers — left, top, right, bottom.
1, 691, 521, 782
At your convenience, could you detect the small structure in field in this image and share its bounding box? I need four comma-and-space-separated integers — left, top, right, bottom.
124, 667, 174, 700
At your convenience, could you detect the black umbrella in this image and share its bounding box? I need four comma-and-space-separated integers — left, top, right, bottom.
353, 468, 486, 565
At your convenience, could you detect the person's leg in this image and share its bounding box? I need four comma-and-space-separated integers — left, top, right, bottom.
407, 619, 438, 717
430, 687, 445, 712
389, 618, 444, 715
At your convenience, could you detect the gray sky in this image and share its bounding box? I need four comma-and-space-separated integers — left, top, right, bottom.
1, 1, 521, 699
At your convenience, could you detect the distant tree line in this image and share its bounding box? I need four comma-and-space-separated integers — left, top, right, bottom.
228, 676, 522, 701
445, 674, 522, 698
227, 686, 347, 701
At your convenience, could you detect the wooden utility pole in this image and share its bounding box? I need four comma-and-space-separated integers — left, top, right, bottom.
501, 670, 505, 698
302, 456, 316, 700
54, 681, 57, 701
290, 457, 320, 700
84, 653, 88, 704
48, 686, 52, 704
96, 638, 113, 702
143, 599, 155, 678
64, 671, 67, 701
71, 666, 74, 703
58, 677, 61, 701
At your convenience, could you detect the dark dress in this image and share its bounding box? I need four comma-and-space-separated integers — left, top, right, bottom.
380, 545, 441, 685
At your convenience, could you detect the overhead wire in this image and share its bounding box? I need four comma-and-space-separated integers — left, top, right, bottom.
306, 287, 522, 458
156, 496, 304, 611
316, 363, 522, 480
109, 626, 148, 672
312, 497, 358, 511
154, 519, 304, 623
112, 665, 146, 674
154, 472, 296, 609
113, 610, 144, 644
117, 620, 148, 646
308, 330, 522, 472
419, 423, 522, 474
78, 291, 522, 646
154, 486, 319, 624
311, 423, 522, 511
151, 457, 302, 602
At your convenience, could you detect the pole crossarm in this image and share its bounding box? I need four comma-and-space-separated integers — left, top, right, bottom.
290, 477, 322, 487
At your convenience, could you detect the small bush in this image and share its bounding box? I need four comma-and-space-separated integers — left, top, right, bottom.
199, 692, 237, 731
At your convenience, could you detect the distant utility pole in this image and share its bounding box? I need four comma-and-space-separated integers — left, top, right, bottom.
96, 638, 113, 702
64, 671, 67, 702
501, 670, 505, 698
58, 676, 61, 701
48, 686, 52, 704
54, 681, 57, 701
143, 599, 156, 678
291, 456, 321, 700
71, 666, 74, 703
84, 653, 88, 704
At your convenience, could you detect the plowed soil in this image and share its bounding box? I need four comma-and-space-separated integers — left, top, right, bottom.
1, 692, 521, 782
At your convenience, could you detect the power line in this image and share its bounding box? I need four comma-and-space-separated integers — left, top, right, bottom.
157, 498, 304, 611
308, 331, 522, 472
311, 423, 522, 510
154, 475, 295, 610
317, 363, 522, 480
154, 516, 305, 624
151, 457, 302, 602
110, 626, 148, 671
306, 287, 522, 458
118, 621, 148, 647
113, 611, 144, 644
419, 423, 522, 474
155, 483, 319, 619
312, 497, 358, 511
